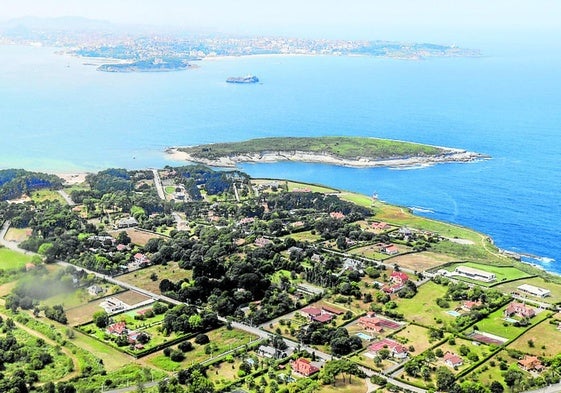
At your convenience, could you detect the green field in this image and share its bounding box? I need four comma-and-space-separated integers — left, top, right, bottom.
393, 324, 437, 354
508, 317, 561, 357
395, 281, 457, 328
0, 247, 35, 270
30, 189, 66, 203
495, 276, 561, 302
148, 327, 259, 372
441, 262, 532, 286
474, 306, 550, 340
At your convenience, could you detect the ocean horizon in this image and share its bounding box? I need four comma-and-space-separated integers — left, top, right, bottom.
1, 44, 560, 272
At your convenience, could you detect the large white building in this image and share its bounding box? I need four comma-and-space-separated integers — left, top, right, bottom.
517, 284, 550, 298
454, 266, 496, 282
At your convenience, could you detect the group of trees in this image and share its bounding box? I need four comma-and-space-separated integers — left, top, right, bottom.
297, 322, 362, 356
0, 169, 62, 201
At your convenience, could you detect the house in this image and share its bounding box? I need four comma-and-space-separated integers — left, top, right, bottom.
462, 300, 482, 311
517, 284, 551, 298
518, 356, 544, 372
383, 271, 409, 294
238, 217, 255, 226
322, 305, 345, 315
116, 244, 128, 252
88, 285, 104, 296
368, 338, 408, 359
376, 243, 399, 255
390, 271, 409, 283
371, 221, 390, 231
106, 321, 127, 335
504, 302, 536, 319
312, 314, 334, 324
258, 345, 282, 359
100, 297, 127, 313
254, 237, 273, 247
443, 352, 463, 368
300, 307, 322, 319
291, 358, 319, 377
454, 266, 496, 282
357, 313, 384, 333
117, 217, 138, 228
329, 212, 345, 220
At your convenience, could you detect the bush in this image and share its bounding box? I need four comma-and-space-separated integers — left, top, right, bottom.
195, 334, 210, 345
178, 341, 194, 352
170, 349, 185, 362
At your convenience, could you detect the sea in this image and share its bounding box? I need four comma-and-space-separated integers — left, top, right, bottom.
0, 41, 560, 271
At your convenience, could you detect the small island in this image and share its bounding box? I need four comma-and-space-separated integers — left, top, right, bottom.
97, 58, 192, 73
226, 75, 260, 84
169, 136, 488, 168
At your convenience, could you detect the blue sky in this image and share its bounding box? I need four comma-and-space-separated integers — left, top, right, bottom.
2, 0, 560, 43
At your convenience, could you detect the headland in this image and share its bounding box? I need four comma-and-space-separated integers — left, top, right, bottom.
168, 136, 489, 168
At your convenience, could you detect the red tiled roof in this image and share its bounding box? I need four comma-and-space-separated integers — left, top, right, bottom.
292, 358, 319, 376
301, 307, 322, 316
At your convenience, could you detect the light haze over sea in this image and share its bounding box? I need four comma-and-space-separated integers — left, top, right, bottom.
0, 38, 560, 271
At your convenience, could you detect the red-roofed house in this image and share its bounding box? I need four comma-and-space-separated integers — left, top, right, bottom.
291, 358, 319, 376
313, 314, 334, 323
462, 300, 482, 311
134, 253, 150, 265
391, 271, 409, 283
254, 237, 273, 248
300, 307, 322, 318
443, 352, 463, 368
368, 338, 408, 359
504, 302, 536, 319
106, 321, 127, 335
358, 313, 384, 333
322, 305, 345, 315
371, 222, 390, 231
518, 356, 544, 372
330, 212, 345, 220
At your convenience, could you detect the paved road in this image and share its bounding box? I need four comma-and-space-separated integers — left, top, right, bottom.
57, 189, 75, 206
152, 169, 166, 200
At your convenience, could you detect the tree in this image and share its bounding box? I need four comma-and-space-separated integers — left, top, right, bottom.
187, 370, 214, 393
93, 310, 109, 328
489, 381, 505, 393
436, 367, 456, 392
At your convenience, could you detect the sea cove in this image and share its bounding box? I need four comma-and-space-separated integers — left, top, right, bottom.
0, 43, 560, 270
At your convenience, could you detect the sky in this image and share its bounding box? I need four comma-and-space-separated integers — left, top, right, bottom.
1, 0, 560, 43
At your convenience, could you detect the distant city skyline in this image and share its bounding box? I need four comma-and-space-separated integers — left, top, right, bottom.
1, 0, 560, 43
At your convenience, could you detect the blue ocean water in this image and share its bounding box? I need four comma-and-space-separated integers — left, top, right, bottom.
0, 44, 560, 270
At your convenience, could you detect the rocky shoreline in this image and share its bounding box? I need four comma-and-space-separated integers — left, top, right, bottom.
166, 147, 489, 169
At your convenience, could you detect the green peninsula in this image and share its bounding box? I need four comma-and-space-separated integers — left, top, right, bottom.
171, 136, 488, 168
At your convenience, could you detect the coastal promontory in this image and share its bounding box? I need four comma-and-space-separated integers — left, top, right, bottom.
169, 136, 488, 168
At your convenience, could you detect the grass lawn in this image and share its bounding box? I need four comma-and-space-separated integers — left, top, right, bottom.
4, 227, 32, 242
441, 262, 532, 286
465, 350, 518, 387
474, 307, 550, 341
30, 189, 66, 203
285, 181, 340, 194
390, 252, 457, 272
395, 281, 456, 328
148, 327, 260, 372
108, 227, 167, 246
435, 337, 493, 373
118, 262, 192, 294
348, 244, 413, 261
0, 247, 35, 270
283, 230, 322, 243
495, 276, 561, 303
508, 317, 561, 357
393, 324, 438, 354
319, 376, 367, 393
